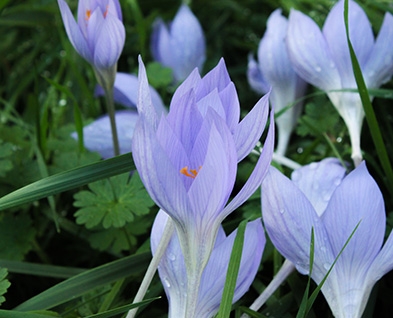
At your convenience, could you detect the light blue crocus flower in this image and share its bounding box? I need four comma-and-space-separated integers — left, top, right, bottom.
262, 158, 393, 318
72, 73, 166, 159
151, 5, 206, 83
248, 9, 307, 156
286, 0, 393, 165
57, 0, 125, 89
132, 56, 274, 317
151, 210, 265, 318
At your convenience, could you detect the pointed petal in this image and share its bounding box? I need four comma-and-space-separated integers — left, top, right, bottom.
322, 0, 374, 87
72, 110, 138, 159
364, 12, 393, 88
197, 219, 265, 317
196, 89, 226, 120
150, 18, 168, 63
287, 9, 341, 91
170, 68, 201, 108
368, 229, 393, 282
261, 166, 333, 278
291, 158, 346, 216
219, 82, 240, 134
234, 92, 269, 161
222, 106, 274, 218
195, 58, 231, 99
57, 0, 93, 63
322, 162, 386, 272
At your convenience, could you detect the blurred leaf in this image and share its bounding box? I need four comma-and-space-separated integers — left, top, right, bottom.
0, 310, 58, 318
0, 267, 10, 306
0, 140, 13, 177
146, 62, 173, 89
0, 214, 36, 261
74, 172, 154, 229
0, 153, 135, 211
15, 252, 150, 311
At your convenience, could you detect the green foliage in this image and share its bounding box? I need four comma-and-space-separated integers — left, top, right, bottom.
0, 141, 13, 178
0, 268, 10, 306
145, 62, 173, 89
0, 214, 36, 261
74, 172, 154, 229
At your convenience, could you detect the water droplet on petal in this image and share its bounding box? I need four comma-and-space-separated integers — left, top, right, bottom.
314, 66, 322, 72
168, 253, 176, 261
320, 246, 327, 253
279, 208, 285, 214
163, 277, 171, 288
323, 262, 331, 270
334, 178, 342, 186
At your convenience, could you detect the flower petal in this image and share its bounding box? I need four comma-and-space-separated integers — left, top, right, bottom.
287, 9, 341, 91
291, 158, 346, 216
94, 73, 166, 114
71, 110, 138, 159
197, 219, 265, 317
247, 53, 269, 94
223, 105, 274, 218
261, 166, 333, 278
322, 162, 386, 273
322, 0, 374, 87
234, 92, 269, 161
363, 12, 393, 88
58, 0, 93, 63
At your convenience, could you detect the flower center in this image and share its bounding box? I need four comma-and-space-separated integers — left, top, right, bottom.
85, 10, 91, 20
180, 166, 201, 179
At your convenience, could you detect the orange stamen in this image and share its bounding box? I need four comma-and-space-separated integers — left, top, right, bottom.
180, 166, 201, 179
85, 9, 91, 20
104, 5, 109, 18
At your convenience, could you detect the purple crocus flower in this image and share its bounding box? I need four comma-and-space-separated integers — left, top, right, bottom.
57, 0, 125, 88
248, 9, 307, 156
151, 210, 265, 318
151, 5, 206, 83
262, 158, 393, 317
72, 73, 166, 159
286, 0, 393, 165
132, 56, 274, 316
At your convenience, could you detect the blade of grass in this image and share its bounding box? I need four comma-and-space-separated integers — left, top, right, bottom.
216, 219, 247, 318
15, 252, 150, 311
344, 0, 393, 192
0, 153, 135, 211
0, 310, 58, 318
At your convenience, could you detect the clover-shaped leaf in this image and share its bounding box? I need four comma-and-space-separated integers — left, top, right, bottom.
0, 268, 10, 306
74, 172, 154, 229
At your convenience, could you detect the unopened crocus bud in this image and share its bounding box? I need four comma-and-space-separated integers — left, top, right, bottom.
57, 0, 126, 90
151, 5, 206, 83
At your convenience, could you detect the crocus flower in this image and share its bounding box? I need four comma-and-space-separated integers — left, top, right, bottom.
132, 56, 274, 316
151, 210, 265, 318
57, 0, 125, 89
151, 5, 206, 83
262, 158, 393, 317
286, 0, 393, 165
248, 9, 307, 156
72, 73, 166, 159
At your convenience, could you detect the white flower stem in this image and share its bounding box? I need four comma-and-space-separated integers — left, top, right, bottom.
272, 152, 302, 170
241, 259, 295, 317
126, 217, 175, 318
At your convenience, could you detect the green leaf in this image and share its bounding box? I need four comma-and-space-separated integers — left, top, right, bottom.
0, 140, 13, 178
0, 310, 59, 318
217, 220, 247, 318
0, 268, 10, 306
74, 172, 154, 229
0, 214, 36, 261
146, 62, 173, 89
0, 153, 135, 211
15, 252, 151, 311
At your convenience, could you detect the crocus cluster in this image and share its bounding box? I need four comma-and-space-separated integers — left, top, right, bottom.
151, 210, 265, 318
57, 0, 125, 89
248, 9, 307, 156
132, 56, 274, 316
151, 5, 206, 83
262, 158, 393, 317
286, 0, 393, 165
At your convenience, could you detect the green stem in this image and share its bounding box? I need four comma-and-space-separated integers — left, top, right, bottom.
103, 85, 120, 156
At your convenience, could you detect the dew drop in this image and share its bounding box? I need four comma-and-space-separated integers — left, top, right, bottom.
314, 66, 322, 72
168, 253, 176, 261
334, 178, 342, 186
297, 147, 304, 154
279, 208, 285, 214
163, 277, 171, 288
296, 262, 309, 275
323, 262, 331, 270
320, 246, 326, 252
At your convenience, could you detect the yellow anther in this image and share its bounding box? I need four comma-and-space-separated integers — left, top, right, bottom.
85, 9, 91, 20
180, 166, 201, 179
